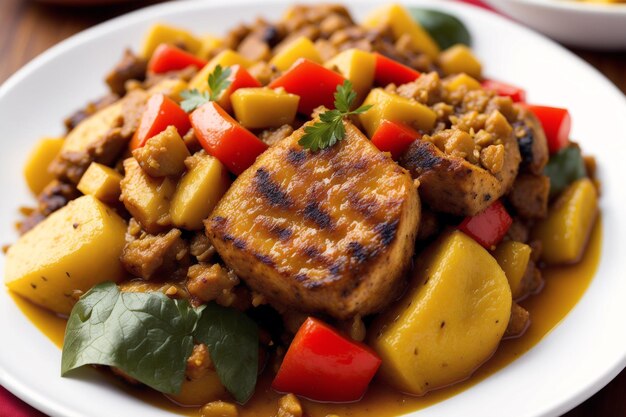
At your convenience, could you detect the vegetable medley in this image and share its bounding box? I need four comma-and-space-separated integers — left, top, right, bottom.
5, 3, 600, 417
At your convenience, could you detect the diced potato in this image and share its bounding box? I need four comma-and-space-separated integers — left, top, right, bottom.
140, 23, 202, 58
359, 88, 437, 137
270, 36, 322, 71
438, 44, 482, 79
120, 158, 176, 233
24, 137, 64, 195
61, 101, 123, 154
167, 371, 227, 406
369, 230, 511, 395
5, 195, 127, 314
188, 50, 253, 92
231, 88, 299, 129
201, 401, 239, 417
325, 49, 376, 103
197, 34, 223, 60
170, 152, 231, 230
132, 126, 190, 177
492, 240, 532, 299
362, 3, 439, 59
444, 73, 482, 92
147, 78, 189, 103
532, 178, 598, 265
77, 162, 123, 204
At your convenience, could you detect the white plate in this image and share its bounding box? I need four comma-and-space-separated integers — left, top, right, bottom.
482, 0, 626, 50
1, 1, 626, 416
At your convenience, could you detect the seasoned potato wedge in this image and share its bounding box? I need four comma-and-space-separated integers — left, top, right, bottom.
5, 195, 127, 314
24, 137, 64, 195
171, 152, 231, 231
120, 158, 176, 233
208, 120, 419, 319
493, 240, 532, 299
532, 178, 598, 265
400, 130, 520, 216
77, 162, 123, 204
370, 230, 511, 395
167, 371, 227, 406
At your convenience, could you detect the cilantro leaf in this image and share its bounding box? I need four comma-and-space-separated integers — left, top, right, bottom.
179, 64, 233, 112
299, 80, 373, 151
193, 303, 259, 404
208, 64, 233, 102
180, 89, 210, 112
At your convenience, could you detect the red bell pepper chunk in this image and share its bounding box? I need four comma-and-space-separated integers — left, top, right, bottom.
373, 53, 421, 87
268, 58, 346, 116
148, 44, 208, 74
371, 120, 421, 159
459, 200, 512, 249
481, 79, 526, 103
216, 64, 262, 112
525, 105, 571, 154
190, 101, 268, 175
272, 317, 381, 402
130, 93, 191, 150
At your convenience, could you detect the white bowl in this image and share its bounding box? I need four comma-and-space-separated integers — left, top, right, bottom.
1, 1, 626, 417
482, 0, 626, 50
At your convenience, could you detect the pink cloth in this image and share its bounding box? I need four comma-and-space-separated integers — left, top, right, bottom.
0, 2, 499, 415
0, 387, 47, 417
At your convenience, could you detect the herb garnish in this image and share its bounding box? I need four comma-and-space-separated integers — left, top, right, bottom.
61, 282, 259, 403
180, 64, 232, 112
299, 80, 372, 152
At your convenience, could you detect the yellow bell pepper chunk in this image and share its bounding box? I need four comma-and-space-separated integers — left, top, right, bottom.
532, 178, 598, 265
438, 44, 482, 78
197, 34, 223, 60
170, 152, 231, 231
23, 137, 64, 195
140, 23, 202, 58
188, 50, 253, 92
5, 195, 127, 315
270, 37, 322, 71
492, 240, 532, 299
362, 3, 440, 59
325, 49, 376, 103
77, 162, 123, 204
231, 88, 299, 129
359, 88, 437, 137
445, 73, 482, 92
369, 230, 511, 395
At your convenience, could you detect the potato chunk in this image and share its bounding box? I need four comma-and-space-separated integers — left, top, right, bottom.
270, 36, 323, 71
5, 195, 127, 314
359, 88, 437, 137
324, 49, 376, 103
170, 152, 231, 230
438, 45, 482, 78
120, 158, 176, 233
532, 178, 598, 265
369, 230, 511, 395
24, 137, 64, 195
77, 162, 123, 204
231, 88, 299, 129
140, 23, 202, 58
492, 240, 532, 299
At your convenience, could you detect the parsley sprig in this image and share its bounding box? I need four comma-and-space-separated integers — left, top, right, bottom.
180, 64, 232, 112
299, 80, 372, 152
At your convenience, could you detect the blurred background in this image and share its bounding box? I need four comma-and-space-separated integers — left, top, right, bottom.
0, 0, 624, 416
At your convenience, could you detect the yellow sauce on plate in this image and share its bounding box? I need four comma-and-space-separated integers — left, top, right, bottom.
9, 218, 602, 417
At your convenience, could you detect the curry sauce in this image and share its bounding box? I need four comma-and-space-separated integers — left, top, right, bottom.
10, 218, 602, 417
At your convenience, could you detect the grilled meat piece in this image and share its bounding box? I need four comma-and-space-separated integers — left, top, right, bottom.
513, 106, 549, 175
400, 130, 521, 216
207, 121, 420, 319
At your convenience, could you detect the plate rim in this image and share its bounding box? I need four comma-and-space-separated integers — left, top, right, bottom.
1, 1, 626, 417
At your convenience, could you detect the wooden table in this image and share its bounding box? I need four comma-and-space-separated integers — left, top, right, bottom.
1, 1, 625, 416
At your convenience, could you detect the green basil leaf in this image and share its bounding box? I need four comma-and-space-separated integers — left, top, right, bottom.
61, 282, 199, 395
194, 303, 259, 404
544, 145, 587, 198
410, 8, 471, 50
